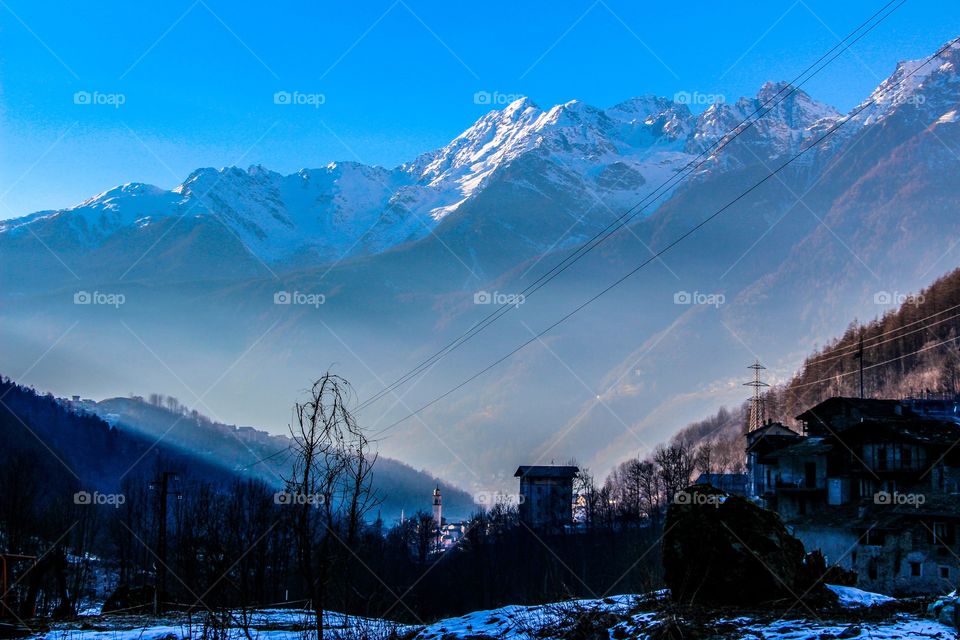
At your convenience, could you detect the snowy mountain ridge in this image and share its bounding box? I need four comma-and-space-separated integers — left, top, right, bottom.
4, 39, 960, 269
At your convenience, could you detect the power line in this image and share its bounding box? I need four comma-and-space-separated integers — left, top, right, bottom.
372, 34, 960, 437
803, 302, 960, 366
790, 333, 960, 391
356, 0, 905, 413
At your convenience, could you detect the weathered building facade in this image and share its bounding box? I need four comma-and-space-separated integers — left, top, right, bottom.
747, 397, 960, 595
515, 465, 578, 529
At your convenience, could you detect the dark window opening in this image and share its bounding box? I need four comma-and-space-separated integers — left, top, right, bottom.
910, 561, 922, 577
804, 462, 817, 488
930, 522, 952, 545
865, 529, 885, 546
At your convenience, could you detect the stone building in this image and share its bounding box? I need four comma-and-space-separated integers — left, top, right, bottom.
747, 396, 960, 595
514, 465, 578, 529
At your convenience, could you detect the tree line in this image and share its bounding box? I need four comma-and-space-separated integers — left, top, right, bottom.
667, 265, 960, 478
1, 374, 716, 631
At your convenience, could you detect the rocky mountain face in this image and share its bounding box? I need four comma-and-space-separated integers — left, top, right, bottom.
0, 75, 844, 283
4, 39, 960, 491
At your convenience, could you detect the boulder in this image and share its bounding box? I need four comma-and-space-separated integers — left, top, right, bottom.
927, 592, 958, 628
663, 484, 840, 605
101, 585, 155, 615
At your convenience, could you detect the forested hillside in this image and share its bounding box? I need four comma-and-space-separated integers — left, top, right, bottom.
670, 265, 960, 468
90, 394, 475, 519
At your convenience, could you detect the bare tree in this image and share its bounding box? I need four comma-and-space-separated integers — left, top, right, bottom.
413, 510, 436, 566
694, 443, 713, 477
654, 442, 696, 504
573, 467, 598, 528
284, 373, 377, 640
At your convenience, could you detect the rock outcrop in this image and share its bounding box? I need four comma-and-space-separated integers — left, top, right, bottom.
662, 485, 851, 605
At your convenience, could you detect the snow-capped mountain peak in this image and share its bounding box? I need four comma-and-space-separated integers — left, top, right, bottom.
855, 38, 960, 126
7, 37, 959, 270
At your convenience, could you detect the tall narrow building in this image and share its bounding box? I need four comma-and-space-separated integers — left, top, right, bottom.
432, 486, 442, 527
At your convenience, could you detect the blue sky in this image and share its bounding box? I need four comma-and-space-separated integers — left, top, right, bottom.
1, 0, 957, 217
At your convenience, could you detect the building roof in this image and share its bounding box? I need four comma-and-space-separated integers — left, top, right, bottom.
514, 465, 579, 478
836, 418, 960, 446
746, 421, 803, 454
747, 421, 799, 440
764, 437, 833, 459
796, 397, 906, 425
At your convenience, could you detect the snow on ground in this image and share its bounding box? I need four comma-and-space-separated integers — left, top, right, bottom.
729, 616, 951, 640
27, 589, 958, 640
826, 584, 897, 608
827, 584, 896, 609
411, 593, 650, 639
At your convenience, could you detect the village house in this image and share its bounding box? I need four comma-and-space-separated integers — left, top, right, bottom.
747, 397, 960, 595
515, 465, 578, 529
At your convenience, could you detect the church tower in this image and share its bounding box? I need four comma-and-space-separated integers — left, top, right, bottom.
432, 486, 442, 527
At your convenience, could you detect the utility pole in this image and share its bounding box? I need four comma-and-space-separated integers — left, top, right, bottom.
855, 334, 865, 399
745, 360, 769, 432
150, 471, 180, 614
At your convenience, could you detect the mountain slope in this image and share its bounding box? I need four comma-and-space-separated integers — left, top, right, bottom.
0, 83, 840, 285
0, 377, 473, 521
84, 394, 476, 520
669, 263, 960, 466
4, 38, 960, 490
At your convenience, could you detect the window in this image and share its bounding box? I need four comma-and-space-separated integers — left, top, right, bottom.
865, 529, 885, 546
910, 561, 922, 577
940, 566, 951, 580
932, 522, 950, 544
804, 462, 817, 488
935, 522, 948, 542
